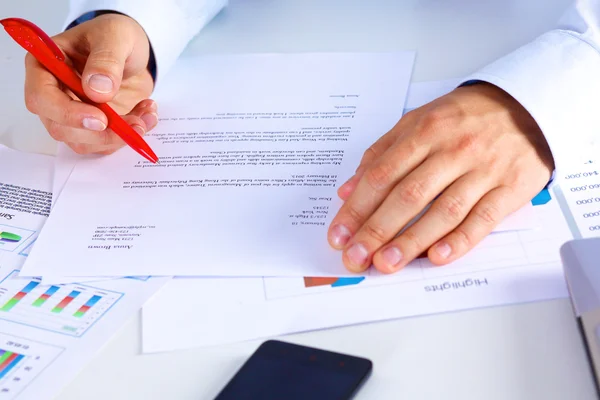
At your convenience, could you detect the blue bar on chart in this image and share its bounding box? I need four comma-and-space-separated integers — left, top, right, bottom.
0, 349, 25, 379
1, 281, 40, 312
73, 295, 102, 318
32, 285, 60, 307
51, 290, 80, 314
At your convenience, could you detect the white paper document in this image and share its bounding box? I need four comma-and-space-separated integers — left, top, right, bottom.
142, 187, 570, 352
0, 145, 108, 286
141, 81, 572, 353
50, 144, 78, 209
43, 144, 123, 285
0, 145, 168, 399
23, 53, 534, 279
0, 146, 53, 272
23, 52, 420, 278
0, 267, 167, 400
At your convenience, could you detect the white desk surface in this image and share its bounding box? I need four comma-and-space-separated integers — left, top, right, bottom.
1, 0, 597, 399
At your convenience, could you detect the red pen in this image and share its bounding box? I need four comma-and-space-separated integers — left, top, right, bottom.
0, 17, 159, 164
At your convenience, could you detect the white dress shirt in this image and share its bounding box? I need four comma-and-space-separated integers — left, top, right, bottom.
65, 0, 599, 176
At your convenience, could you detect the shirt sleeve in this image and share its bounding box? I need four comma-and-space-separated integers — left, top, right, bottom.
65, 0, 227, 87
462, 0, 600, 175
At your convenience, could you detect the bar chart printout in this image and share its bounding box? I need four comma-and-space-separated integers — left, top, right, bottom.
31, 286, 59, 308
0, 282, 38, 312
51, 290, 80, 314
0, 271, 123, 337
0, 350, 24, 380
0, 333, 62, 399
74, 295, 101, 318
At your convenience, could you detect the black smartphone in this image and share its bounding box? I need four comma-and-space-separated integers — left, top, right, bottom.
214, 340, 373, 400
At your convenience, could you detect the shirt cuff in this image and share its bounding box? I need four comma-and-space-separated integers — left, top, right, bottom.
460, 29, 600, 178
64, 0, 227, 89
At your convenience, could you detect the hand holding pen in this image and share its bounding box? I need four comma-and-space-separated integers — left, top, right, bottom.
1, 13, 158, 161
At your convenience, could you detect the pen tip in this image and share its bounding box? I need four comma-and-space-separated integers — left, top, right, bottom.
138, 149, 159, 164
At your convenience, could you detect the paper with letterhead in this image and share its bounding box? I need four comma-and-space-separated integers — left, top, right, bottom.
141, 80, 565, 353
22, 52, 417, 278
21, 54, 532, 279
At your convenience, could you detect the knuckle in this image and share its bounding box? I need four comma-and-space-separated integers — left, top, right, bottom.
395, 138, 421, 159
61, 105, 75, 126
401, 108, 418, 123
435, 194, 467, 223
24, 53, 36, 69
101, 132, 114, 147
89, 49, 122, 74
98, 147, 118, 156
93, 53, 121, 69
360, 145, 378, 164
344, 203, 366, 225
46, 121, 64, 141
361, 222, 388, 244
509, 170, 531, 189
455, 134, 479, 154
24, 90, 39, 114
403, 138, 420, 154
415, 108, 445, 135
397, 179, 427, 206
452, 228, 473, 249
401, 230, 424, 252
69, 144, 88, 155
365, 162, 396, 190
474, 201, 502, 226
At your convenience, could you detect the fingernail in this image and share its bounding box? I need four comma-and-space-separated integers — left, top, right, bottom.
382, 246, 403, 268
82, 117, 106, 131
132, 125, 145, 136
435, 242, 452, 259
330, 224, 352, 248
346, 243, 368, 267
88, 74, 114, 93
141, 112, 158, 130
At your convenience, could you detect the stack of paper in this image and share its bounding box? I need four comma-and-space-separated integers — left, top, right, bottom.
0, 51, 596, 398
0, 145, 168, 400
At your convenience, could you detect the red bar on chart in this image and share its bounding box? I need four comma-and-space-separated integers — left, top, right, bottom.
51, 290, 80, 313
32, 285, 60, 307
0, 280, 40, 312
73, 295, 101, 318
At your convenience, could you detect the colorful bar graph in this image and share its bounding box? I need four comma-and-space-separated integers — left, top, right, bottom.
51, 290, 80, 313
0, 281, 39, 312
73, 295, 102, 318
32, 285, 60, 307
0, 349, 24, 379
303, 277, 365, 288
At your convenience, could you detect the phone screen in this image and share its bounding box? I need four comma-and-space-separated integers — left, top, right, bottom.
214, 340, 373, 400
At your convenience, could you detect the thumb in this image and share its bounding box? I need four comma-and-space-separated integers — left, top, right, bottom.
81, 32, 132, 103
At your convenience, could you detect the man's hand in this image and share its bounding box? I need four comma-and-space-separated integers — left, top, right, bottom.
328, 82, 554, 274
24, 13, 157, 155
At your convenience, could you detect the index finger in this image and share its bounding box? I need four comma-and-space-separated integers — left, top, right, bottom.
327, 134, 430, 249
337, 112, 418, 201
24, 54, 108, 131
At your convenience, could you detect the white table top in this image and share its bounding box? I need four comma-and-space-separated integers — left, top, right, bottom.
1, 0, 597, 399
